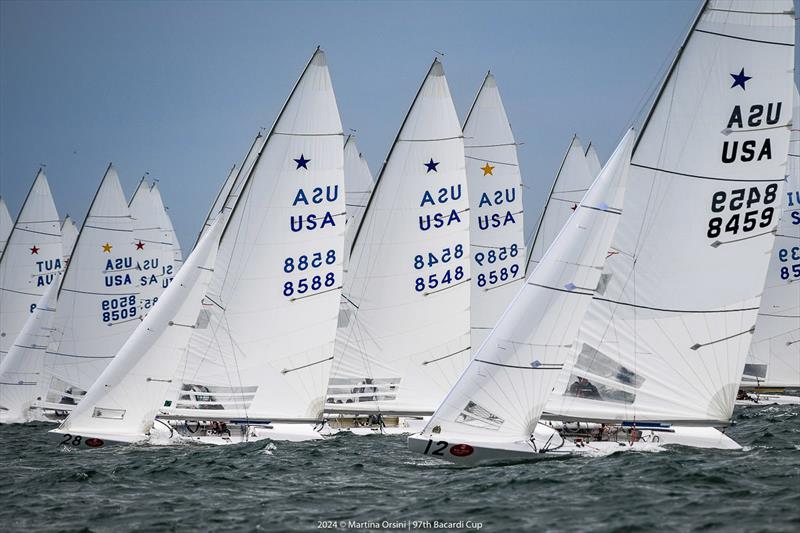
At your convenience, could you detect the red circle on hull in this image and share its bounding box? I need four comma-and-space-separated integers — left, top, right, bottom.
85, 438, 104, 448
449, 443, 474, 457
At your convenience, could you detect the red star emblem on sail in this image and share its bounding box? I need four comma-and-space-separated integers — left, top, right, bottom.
135, 240, 145, 250
30, 245, 39, 254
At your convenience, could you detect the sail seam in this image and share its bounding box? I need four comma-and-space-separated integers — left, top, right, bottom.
422, 347, 471, 366
527, 282, 594, 297
43, 351, 115, 359
593, 296, 759, 314
281, 356, 334, 375
631, 163, 784, 183
474, 359, 564, 370
695, 29, 793, 47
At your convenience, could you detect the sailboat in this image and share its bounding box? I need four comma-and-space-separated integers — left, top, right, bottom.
128, 179, 179, 311
33, 164, 143, 417
152, 47, 346, 443
0, 169, 63, 366
51, 216, 223, 446
465, 73, 527, 356
325, 58, 470, 434
525, 135, 597, 276
0, 196, 12, 255
409, 129, 636, 464
738, 86, 800, 406
539, 0, 794, 448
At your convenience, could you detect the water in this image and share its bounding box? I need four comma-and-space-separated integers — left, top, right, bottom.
1, 406, 798, 533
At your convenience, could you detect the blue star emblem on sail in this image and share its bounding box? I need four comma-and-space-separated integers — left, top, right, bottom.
424, 158, 439, 173
294, 154, 310, 170
730, 68, 751, 90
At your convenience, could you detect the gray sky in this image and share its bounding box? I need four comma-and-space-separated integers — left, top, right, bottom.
1, 0, 708, 250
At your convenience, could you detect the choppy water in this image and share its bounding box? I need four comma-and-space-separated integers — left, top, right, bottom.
1, 406, 798, 533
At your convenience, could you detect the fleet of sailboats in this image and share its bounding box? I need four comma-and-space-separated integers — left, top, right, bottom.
0, 0, 796, 463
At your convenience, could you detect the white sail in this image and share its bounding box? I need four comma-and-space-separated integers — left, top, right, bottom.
170, 48, 345, 421
40, 164, 140, 406
585, 142, 603, 178
464, 73, 526, 355
0, 197, 12, 255
0, 271, 62, 422
0, 170, 62, 364
149, 182, 183, 268
545, 0, 795, 425
327, 59, 470, 414
61, 216, 79, 262
54, 217, 223, 441
421, 130, 634, 442
343, 135, 375, 261
525, 136, 595, 276
743, 86, 800, 389
129, 180, 177, 312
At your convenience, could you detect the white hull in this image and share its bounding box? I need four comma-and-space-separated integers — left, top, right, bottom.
408, 422, 740, 466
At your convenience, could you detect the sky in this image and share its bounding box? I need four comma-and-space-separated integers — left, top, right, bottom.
0, 0, 729, 251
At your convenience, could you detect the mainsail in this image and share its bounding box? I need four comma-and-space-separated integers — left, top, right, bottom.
421, 130, 634, 442
169, 48, 345, 421
149, 182, 183, 269
327, 59, 470, 414
39, 164, 140, 407
464, 73, 526, 355
545, 0, 795, 425
129, 179, 178, 312
54, 217, 223, 441
525, 136, 596, 276
0, 197, 12, 255
743, 86, 800, 389
0, 271, 62, 422
0, 170, 62, 364
342, 135, 374, 261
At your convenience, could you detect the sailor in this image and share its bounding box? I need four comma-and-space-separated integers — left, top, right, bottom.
568, 377, 602, 400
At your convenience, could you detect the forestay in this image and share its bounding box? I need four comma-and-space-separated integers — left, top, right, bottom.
0, 197, 12, 255
545, 0, 795, 425
743, 86, 800, 389
0, 170, 62, 364
169, 48, 345, 421
128, 180, 178, 313
422, 130, 634, 442
464, 73, 526, 355
343, 135, 374, 262
54, 217, 223, 441
40, 165, 141, 407
328, 59, 470, 414
526, 136, 596, 276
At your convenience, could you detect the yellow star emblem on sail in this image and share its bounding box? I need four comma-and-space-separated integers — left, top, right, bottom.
481, 163, 494, 176
102, 242, 113, 253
